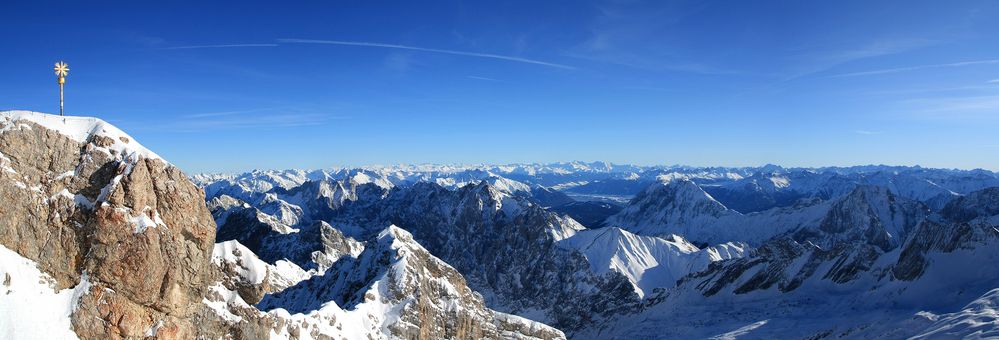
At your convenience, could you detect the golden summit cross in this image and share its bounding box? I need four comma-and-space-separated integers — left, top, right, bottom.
54, 61, 69, 116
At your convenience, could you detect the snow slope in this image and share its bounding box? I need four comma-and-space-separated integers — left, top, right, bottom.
0, 245, 90, 340
913, 288, 999, 339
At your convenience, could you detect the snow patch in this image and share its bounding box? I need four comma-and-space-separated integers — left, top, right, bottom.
124, 206, 167, 234
0, 245, 91, 340
708, 320, 769, 340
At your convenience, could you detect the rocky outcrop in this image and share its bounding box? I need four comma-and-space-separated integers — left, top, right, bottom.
679, 238, 890, 297
672, 187, 938, 297
0, 111, 216, 338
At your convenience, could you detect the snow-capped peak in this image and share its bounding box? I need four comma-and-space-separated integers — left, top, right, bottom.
605, 179, 733, 237
558, 227, 746, 297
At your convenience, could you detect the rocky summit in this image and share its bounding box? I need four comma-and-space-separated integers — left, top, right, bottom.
0, 111, 216, 339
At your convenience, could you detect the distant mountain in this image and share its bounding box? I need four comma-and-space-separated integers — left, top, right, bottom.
605, 179, 829, 246
528, 185, 576, 208
199, 162, 999, 214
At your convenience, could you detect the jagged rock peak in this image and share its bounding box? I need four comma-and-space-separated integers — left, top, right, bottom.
805, 185, 929, 251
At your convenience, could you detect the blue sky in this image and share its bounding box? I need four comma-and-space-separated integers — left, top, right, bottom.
2, 1, 999, 173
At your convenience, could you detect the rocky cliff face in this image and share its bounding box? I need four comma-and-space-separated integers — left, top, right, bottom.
0, 111, 216, 338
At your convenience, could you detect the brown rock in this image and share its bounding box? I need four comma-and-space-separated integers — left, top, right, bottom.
0, 115, 216, 339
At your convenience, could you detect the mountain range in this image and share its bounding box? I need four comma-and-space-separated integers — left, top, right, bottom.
3, 111, 999, 339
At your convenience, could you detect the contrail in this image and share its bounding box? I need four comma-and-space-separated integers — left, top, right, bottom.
160, 44, 279, 50
831, 59, 999, 77
278, 38, 575, 70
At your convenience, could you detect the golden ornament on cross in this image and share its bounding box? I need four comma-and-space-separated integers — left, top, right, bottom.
54, 61, 69, 116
